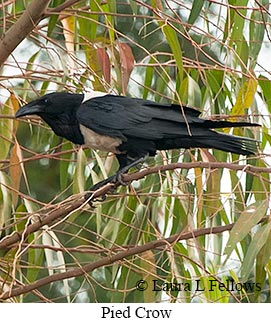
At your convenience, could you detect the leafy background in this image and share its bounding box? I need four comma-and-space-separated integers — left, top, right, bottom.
0, 0, 270, 303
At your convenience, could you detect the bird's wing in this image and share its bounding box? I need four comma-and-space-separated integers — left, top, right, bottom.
76, 95, 203, 140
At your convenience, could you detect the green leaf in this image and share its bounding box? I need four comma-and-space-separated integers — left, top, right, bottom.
246, 159, 270, 201
27, 232, 44, 284
258, 75, 271, 112
238, 36, 249, 69
227, 0, 248, 61
241, 222, 271, 282
103, 1, 115, 42
179, 76, 201, 107
231, 78, 257, 117
143, 60, 155, 99
140, 250, 156, 302
205, 70, 227, 111
78, 0, 102, 41
255, 230, 271, 301
249, 1, 268, 62
0, 98, 13, 161
130, 0, 138, 15
59, 142, 74, 191
187, 0, 205, 26
73, 147, 86, 194
0, 171, 12, 231
161, 24, 183, 82
224, 201, 268, 259
47, 0, 64, 37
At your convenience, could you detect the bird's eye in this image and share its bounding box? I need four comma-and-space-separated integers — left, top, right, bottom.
43, 98, 50, 105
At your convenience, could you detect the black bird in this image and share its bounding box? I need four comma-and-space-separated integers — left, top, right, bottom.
16, 92, 259, 191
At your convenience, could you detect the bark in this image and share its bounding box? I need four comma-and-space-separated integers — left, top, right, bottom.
0, 0, 51, 67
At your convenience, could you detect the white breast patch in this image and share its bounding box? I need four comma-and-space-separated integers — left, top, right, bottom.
79, 125, 122, 153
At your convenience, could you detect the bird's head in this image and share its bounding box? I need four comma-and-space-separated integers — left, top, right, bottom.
15, 92, 85, 144
15, 92, 84, 119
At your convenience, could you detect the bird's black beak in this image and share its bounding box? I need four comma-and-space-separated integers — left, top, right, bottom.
15, 102, 44, 118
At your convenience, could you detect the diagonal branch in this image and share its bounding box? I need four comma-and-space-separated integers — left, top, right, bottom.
0, 0, 81, 67
0, 0, 51, 67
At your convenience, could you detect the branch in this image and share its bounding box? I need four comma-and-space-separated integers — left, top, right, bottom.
45, 0, 81, 16
0, 187, 109, 250
0, 0, 82, 67
0, 160, 269, 250
123, 160, 271, 183
0, 196, 84, 250
0, 0, 52, 67
0, 217, 266, 300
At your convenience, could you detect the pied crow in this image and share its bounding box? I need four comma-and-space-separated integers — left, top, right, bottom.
15, 91, 259, 191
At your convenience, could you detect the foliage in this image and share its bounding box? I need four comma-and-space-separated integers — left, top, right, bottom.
0, 0, 270, 303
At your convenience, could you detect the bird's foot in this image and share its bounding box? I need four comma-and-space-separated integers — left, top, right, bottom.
84, 156, 147, 205
90, 169, 129, 191
84, 171, 128, 205
84, 191, 107, 205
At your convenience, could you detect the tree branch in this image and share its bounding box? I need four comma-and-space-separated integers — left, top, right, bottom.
0, 0, 52, 67
0, 160, 269, 250
0, 217, 267, 300
122, 160, 271, 183
0, 0, 81, 67
0, 195, 85, 250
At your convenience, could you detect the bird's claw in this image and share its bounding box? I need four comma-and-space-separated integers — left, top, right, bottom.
84, 192, 107, 206
84, 157, 146, 206
84, 172, 130, 206
92, 194, 107, 202
90, 172, 129, 191
115, 172, 130, 186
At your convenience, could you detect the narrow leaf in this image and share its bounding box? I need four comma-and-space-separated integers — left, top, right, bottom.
187, 0, 204, 26
117, 41, 135, 94
241, 222, 271, 282
9, 141, 22, 206
73, 147, 86, 194
224, 201, 268, 258
96, 47, 111, 84
249, 4, 267, 62
61, 15, 75, 70
47, 0, 62, 37
162, 24, 183, 82
258, 75, 271, 112
0, 97, 13, 160
141, 250, 156, 302
231, 78, 257, 117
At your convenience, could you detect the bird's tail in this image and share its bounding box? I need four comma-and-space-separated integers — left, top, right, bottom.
195, 131, 259, 155
203, 120, 260, 129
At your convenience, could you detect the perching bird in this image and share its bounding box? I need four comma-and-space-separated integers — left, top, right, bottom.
16, 91, 259, 192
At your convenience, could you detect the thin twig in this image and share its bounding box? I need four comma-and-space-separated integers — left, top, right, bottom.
44, 0, 81, 16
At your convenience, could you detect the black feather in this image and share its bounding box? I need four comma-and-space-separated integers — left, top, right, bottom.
16, 92, 260, 168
